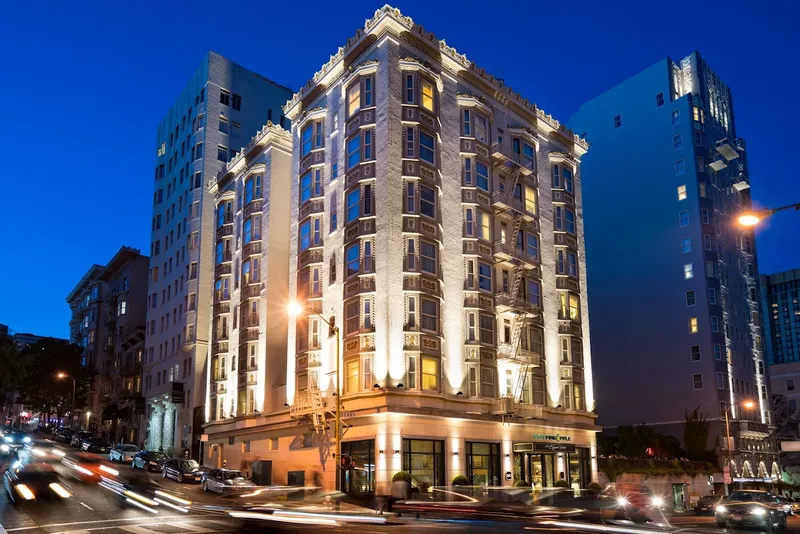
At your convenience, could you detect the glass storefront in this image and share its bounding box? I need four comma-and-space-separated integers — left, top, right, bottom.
466, 442, 501, 486
513, 444, 591, 488
341, 439, 375, 495
403, 439, 445, 488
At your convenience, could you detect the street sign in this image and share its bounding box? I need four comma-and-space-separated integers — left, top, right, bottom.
341, 411, 356, 419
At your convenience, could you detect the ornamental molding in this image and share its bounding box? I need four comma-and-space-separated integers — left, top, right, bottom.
282, 4, 588, 151
209, 122, 292, 192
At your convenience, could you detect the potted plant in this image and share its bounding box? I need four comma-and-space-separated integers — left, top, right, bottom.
554, 479, 570, 488
391, 471, 412, 499
588, 481, 603, 495
452, 475, 470, 486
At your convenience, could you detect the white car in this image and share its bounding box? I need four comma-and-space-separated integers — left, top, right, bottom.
109, 444, 139, 463
201, 468, 256, 494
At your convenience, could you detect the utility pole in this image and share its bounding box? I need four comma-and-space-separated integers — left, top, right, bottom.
724, 407, 733, 496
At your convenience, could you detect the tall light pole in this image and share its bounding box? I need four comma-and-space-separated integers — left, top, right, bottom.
724, 399, 755, 495
737, 202, 800, 227
288, 301, 341, 494
56, 373, 76, 430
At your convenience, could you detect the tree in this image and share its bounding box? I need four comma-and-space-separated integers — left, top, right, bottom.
0, 333, 26, 398
17, 339, 91, 423
684, 407, 711, 460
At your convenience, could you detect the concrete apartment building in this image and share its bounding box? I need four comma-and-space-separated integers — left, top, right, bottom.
143, 51, 293, 456
570, 52, 779, 480
67, 247, 148, 436
202, 6, 597, 496
96, 247, 149, 444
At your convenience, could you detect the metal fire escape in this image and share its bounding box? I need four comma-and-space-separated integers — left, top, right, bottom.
490, 141, 539, 404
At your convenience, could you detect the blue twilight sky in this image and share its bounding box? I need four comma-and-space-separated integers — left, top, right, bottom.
1, 0, 798, 339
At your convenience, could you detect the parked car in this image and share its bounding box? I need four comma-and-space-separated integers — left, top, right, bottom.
109, 444, 139, 463
715, 490, 787, 530
70, 431, 93, 448
80, 437, 111, 453
162, 458, 202, 483
131, 450, 168, 472
695, 495, 720, 515
4, 463, 72, 504
201, 468, 257, 494
54, 428, 73, 444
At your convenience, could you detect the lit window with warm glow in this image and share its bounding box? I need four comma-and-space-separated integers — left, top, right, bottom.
347, 83, 360, 117
677, 185, 687, 201
689, 317, 698, 334
421, 357, 438, 390
345, 360, 359, 394
421, 79, 434, 112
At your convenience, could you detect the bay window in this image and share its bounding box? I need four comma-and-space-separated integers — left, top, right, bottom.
480, 313, 495, 345
299, 221, 310, 251
346, 188, 360, 224
420, 184, 436, 218
421, 298, 438, 332
346, 243, 360, 278
420, 240, 437, 275
347, 83, 360, 117
462, 109, 471, 136
301, 124, 313, 156
406, 238, 416, 270
364, 76, 374, 107
404, 73, 415, 104
476, 161, 489, 191
345, 359, 359, 393
406, 181, 416, 213
421, 78, 434, 111
478, 262, 492, 292
245, 175, 262, 204
345, 300, 360, 335
300, 172, 312, 203
477, 210, 490, 240
347, 135, 361, 169
464, 207, 475, 237
481, 368, 495, 398
421, 357, 438, 390
554, 206, 576, 234
419, 130, 435, 164
474, 113, 488, 143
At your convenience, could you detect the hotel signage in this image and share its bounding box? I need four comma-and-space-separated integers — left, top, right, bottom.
533, 443, 576, 453
532, 433, 572, 442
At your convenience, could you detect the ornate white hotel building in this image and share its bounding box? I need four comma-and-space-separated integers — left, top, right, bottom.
204, 6, 598, 495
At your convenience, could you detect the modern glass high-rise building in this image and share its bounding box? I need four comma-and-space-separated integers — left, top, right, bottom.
761, 269, 800, 365
571, 52, 779, 479
143, 51, 292, 456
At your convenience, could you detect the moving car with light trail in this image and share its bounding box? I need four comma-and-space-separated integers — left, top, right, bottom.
201, 468, 257, 494
695, 494, 721, 515
132, 450, 168, 471
109, 443, 139, 462
70, 431, 93, 448
162, 458, 202, 483
3, 463, 72, 504
715, 490, 788, 530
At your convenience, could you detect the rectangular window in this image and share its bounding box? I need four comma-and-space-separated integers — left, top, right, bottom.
407, 238, 416, 270
405, 127, 414, 158
421, 299, 438, 333
677, 185, 687, 201
407, 296, 416, 328
464, 207, 475, 237
421, 357, 438, 390
363, 298, 372, 330
363, 240, 372, 272
474, 113, 488, 143
219, 117, 228, 134
711, 315, 719, 332
419, 130, 435, 164
420, 241, 437, 275
699, 182, 707, 198
686, 290, 696, 306
714, 344, 722, 361
407, 357, 417, 389
477, 210, 490, 240
693, 373, 703, 390
364, 76, 373, 107
613, 115, 621, 129
701, 208, 710, 225
345, 300, 360, 335
673, 134, 682, 150
345, 360, 359, 394
193, 142, 203, 161
217, 145, 228, 162
717, 372, 725, 390
476, 161, 489, 191
463, 158, 472, 185
478, 262, 492, 292
671, 110, 680, 125
301, 125, 313, 156
346, 188, 360, 223
364, 130, 373, 160
481, 368, 495, 398
788, 380, 795, 391
681, 237, 691, 253
363, 183, 373, 216
347, 83, 360, 117
694, 130, 703, 147
689, 317, 698, 333
347, 135, 361, 169
421, 79, 434, 111
708, 288, 717, 305
462, 109, 471, 136
679, 210, 689, 227
703, 234, 712, 250
405, 73, 415, 104
528, 234, 540, 261
346, 243, 360, 278
691, 345, 701, 362
675, 159, 686, 175
329, 192, 337, 232
656, 92, 664, 107
220, 90, 230, 106
420, 184, 435, 218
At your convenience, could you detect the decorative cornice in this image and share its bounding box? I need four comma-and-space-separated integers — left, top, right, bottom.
208, 121, 292, 193
282, 4, 588, 151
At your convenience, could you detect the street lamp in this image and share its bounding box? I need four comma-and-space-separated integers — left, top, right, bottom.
56, 373, 77, 430
287, 300, 341, 495
737, 202, 800, 227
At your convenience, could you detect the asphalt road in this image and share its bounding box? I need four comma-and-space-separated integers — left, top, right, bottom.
7, 438, 800, 534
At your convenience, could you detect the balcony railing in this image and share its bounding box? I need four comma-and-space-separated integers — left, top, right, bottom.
492, 397, 543, 418
491, 191, 536, 220
493, 240, 538, 266
495, 292, 539, 315
497, 343, 541, 365
489, 142, 535, 176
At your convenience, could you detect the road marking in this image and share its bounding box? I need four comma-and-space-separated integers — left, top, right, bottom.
80, 502, 94, 511
4, 515, 194, 532
166, 522, 215, 533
